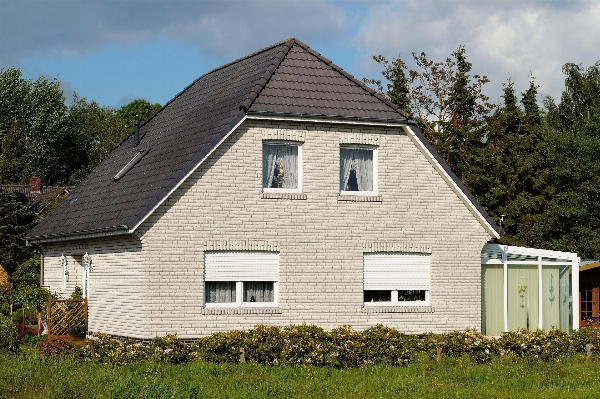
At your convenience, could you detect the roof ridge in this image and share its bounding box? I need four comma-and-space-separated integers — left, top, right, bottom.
239, 39, 294, 111
291, 40, 409, 119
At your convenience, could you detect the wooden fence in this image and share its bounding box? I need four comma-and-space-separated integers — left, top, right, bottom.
46, 297, 87, 343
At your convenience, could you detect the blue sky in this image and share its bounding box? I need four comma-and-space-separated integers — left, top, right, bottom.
2, 0, 600, 109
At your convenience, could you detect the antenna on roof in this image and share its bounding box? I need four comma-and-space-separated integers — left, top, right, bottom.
134, 115, 140, 147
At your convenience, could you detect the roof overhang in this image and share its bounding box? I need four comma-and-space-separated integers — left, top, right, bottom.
26, 225, 129, 246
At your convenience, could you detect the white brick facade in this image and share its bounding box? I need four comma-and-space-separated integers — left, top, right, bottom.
41, 119, 492, 339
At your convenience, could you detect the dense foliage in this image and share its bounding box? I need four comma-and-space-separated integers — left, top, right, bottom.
368, 51, 600, 257
0, 313, 19, 354
25, 325, 600, 368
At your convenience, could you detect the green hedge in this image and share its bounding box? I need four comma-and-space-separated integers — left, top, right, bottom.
34, 325, 600, 367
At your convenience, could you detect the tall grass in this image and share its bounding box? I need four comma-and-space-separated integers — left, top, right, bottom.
2, 352, 600, 398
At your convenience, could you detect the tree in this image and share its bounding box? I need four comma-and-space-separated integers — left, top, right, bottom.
537, 62, 600, 257
0, 68, 77, 185
116, 99, 162, 127
365, 48, 492, 179
0, 190, 37, 276
363, 55, 411, 114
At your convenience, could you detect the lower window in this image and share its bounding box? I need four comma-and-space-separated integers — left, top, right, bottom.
204, 251, 279, 307
205, 281, 276, 305
364, 290, 427, 303
363, 252, 431, 306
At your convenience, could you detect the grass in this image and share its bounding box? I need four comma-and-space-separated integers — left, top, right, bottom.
2, 350, 600, 398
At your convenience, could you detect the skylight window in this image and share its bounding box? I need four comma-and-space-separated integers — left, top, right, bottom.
113, 148, 150, 181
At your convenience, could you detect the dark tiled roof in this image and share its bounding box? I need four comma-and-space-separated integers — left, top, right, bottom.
27, 39, 500, 242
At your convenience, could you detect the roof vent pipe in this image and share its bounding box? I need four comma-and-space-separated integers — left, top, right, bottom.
134, 115, 140, 147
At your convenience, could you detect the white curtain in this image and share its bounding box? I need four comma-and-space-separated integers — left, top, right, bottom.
244, 281, 274, 302
507, 264, 539, 331
263, 144, 298, 189
482, 265, 504, 336
340, 148, 373, 191
205, 281, 236, 303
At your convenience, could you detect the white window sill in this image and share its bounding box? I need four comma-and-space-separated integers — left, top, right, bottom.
361, 305, 435, 314
262, 188, 302, 194
261, 192, 307, 200
202, 307, 282, 315
338, 194, 382, 202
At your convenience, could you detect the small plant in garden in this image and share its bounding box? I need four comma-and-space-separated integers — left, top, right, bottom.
0, 313, 19, 354
147, 334, 191, 364
36, 339, 77, 359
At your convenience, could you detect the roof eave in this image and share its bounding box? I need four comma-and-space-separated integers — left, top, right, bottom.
26, 225, 130, 246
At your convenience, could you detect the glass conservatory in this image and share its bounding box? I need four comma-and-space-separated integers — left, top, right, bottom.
481, 244, 579, 336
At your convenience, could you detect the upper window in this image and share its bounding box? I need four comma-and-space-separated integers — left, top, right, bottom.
340, 146, 377, 194
262, 143, 302, 192
204, 251, 279, 307
363, 253, 430, 306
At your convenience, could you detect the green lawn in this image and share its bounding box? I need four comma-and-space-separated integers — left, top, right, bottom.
2, 352, 600, 398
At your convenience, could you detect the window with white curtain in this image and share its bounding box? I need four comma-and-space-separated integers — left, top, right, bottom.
340, 146, 376, 194
204, 252, 278, 307
262, 143, 302, 192
363, 253, 431, 306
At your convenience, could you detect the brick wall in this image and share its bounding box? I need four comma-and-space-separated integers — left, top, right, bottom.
42, 119, 491, 338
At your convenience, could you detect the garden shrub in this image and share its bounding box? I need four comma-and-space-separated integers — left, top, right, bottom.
243, 324, 283, 365
81, 334, 146, 365
571, 327, 600, 355
328, 325, 363, 368
36, 339, 76, 358
195, 330, 248, 363
360, 324, 415, 366
0, 313, 19, 354
146, 334, 191, 364
281, 324, 331, 366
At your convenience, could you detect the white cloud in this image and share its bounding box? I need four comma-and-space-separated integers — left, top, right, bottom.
0, 0, 348, 67
353, 0, 600, 103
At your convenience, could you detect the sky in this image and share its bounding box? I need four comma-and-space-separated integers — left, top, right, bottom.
1, 0, 600, 110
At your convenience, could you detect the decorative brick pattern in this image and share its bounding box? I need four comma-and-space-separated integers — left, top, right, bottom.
337, 195, 382, 202
202, 307, 282, 315
261, 193, 307, 200
362, 306, 435, 314
262, 129, 305, 142
204, 240, 279, 252
363, 242, 432, 254
339, 133, 380, 146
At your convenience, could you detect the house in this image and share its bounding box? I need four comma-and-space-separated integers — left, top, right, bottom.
1, 176, 71, 212
579, 260, 600, 327
27, 38, 509, 340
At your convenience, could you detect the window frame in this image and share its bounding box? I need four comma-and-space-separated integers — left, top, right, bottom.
363, 252, 431, 307
262, 141, 303, 194
204, 281, 279, 308
339, 144, 378, 196
203, 251, 279, 308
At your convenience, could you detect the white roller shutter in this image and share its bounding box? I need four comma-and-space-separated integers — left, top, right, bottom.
364, 253, 430, 290
204, 252, 279, 282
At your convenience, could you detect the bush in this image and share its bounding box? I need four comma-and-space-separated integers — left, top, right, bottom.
281, 324, 331, 366
0, 313, 19, 354
195, 330, 247, 363
244, 324, 283, 365
146, 334, 191, 364
81, 334, 146, 365
36, 339, 76, 359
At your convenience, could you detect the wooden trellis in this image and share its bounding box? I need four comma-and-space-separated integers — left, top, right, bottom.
46, 297, 87, 343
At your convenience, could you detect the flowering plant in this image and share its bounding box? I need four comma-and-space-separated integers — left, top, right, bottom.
584, 316, 600, 326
